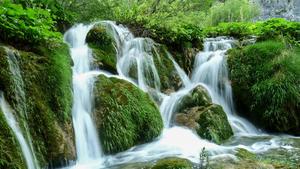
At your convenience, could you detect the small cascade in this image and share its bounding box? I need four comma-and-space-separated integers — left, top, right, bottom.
0, 92, 37, 169
4, 47, 27, 117
101, 21, 161, 92
64, 24, 103, 165
191, 37, 259, 134
3, 47, 39, 168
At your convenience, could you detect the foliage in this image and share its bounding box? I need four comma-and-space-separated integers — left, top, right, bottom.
228, 40, 300, 133
205, 0, 260, 26
94, 75, 163, 154
204, 18, 300, 42
255, 18, 300, 42
151, 157, 193, 169
11, 0, 78, 30
0, 1, 61, 45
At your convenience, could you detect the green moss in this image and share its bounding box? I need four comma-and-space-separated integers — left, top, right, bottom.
177, 86, 212, 112
0, 109, 26, 169
196, 105, 233, 144
94, 75, 163, 154
151, 157, 193, 169
228, 40, 300, 134
236, 148, 256, 161
18, 43, 75, 166
153, 45, 181, 91
86, 26, 117, 73
176, 86, 233, 144
0, 43, 75, 167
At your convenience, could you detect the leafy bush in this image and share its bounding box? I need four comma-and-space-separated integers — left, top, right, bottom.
255, 18, 300, 42
205, 0, 260, 26
204, 18, 300, 43
228, 40, 300, 134
0, 1, 61, 45
204, 22, 256, 39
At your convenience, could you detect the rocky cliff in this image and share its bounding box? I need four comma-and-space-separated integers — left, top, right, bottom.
254, 0, 300, 21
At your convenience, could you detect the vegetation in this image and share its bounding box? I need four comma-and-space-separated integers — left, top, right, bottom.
0, 1, 61, 45
205, 18, 300, 42
151, 157, 193, 169
86, 25, 117, 73
94, 75, 163, 154
228, 40, 300, 134
0, 43, 75, 167
0, 0, 300, 168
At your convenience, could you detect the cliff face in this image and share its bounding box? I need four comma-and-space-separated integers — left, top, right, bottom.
255, 0, 300, 21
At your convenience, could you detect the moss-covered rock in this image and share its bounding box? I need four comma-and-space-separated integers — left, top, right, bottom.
0, 44, 75, 167
153, 45, 182, 92
94, 75, 163, 154
151, 157, 193, 169
0, 109, 26, 169
176, 85, 233, 144
86, 25, 117, 73
228, 40, 300, 134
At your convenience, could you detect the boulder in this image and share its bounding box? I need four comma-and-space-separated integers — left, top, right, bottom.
94, 75, 163, 154
86, 25, 117, 73
176, 85, 233, 144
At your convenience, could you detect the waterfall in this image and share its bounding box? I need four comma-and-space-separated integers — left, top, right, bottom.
1, 47, 39, 168
64, 24, 103, 166
61, 22, 291, 168
0, 92, 37, 169
101, 21, 161, 93
191, 37, 259, 135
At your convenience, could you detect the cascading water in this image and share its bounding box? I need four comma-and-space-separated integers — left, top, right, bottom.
62, 22, 297, 169
0, 92, 37, 169
191, 37, 259, 135
64, 24, 103, 167
1, 47, 39, 169
102, 21, 161, 93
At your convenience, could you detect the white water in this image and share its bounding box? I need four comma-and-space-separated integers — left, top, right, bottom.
191, 37, 259, 135
64, 24, 103, 166
102, 21, 161, 93
62, 22, 297, 169
0, 92, 37, 169
2, 47, 39, 168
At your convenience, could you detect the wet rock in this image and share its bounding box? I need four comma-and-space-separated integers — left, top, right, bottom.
176, 85, 233, 144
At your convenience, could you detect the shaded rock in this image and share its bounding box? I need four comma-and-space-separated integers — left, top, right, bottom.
176, 85, 233, 144
94, 75, 163, 154
86, 25, 117, 73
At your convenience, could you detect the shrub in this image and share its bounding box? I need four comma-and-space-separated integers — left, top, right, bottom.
0, 1, 60, 45
228, 40, 300, 134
